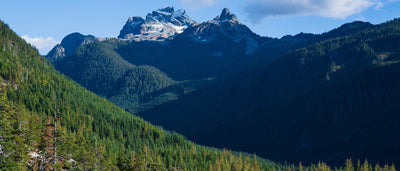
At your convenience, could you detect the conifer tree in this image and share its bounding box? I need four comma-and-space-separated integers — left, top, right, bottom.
299, 162, 304, 171
345, 158, 354, 171
362, 159, 370, 171
134, 153, 145, 171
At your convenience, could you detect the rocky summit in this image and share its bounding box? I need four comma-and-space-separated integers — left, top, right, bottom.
177, 8, 266, 54
118, 6, 196, 41
46, 32, 99, 63
213, 8, 240, 24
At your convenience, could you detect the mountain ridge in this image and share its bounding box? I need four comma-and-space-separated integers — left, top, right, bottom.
49, 7, 275, 114
176, 8, 266, 54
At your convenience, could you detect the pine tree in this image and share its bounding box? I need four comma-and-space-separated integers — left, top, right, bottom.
345, 158, 354, 171
362, 159, 370, 171
389, 163, 396, 171
143, 144, 149, 171
357, 159, 362, 171
252, 154, 261, 171
374, 163, 380, 171
117, 146, 128, 171
299, 162, 304, 171
134, 153, 145, 171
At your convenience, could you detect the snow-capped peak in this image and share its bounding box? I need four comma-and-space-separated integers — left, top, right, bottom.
118, 7, 196, 41
157, 6, 174, 13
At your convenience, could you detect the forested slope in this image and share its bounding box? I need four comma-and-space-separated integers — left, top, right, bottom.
0, 20, 279, 170
140, 18, 400, 166
54, 40, 182, 113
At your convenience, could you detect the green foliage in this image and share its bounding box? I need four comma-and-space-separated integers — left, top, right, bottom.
1, 19, 280, 170
0, 86, 28, 170
53, 41, 184, 113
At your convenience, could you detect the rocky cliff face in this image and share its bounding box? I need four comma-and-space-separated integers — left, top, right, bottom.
118, 7, 196, 41
46, 32, 98, 63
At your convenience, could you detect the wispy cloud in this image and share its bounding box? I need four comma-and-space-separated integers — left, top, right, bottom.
244, 0, 381, 23
179, 0, 219, 9
375, 1, 384, 9
374, 0, 400, 9
21, 35, 59, 55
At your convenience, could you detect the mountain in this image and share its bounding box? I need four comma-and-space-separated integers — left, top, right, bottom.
115, 8, 272, 80
50, 8, 273, 114
0, 20, 293, 170
140, 18, 400, 166
46, 32, 99, 62
118, 6, 196, 40
49, 8, 275, 81
44, 6, 400, 167
176, 8, 267, 54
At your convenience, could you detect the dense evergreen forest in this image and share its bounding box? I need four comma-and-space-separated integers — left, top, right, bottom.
53, 40, 188, 114
140, 18, 400, 166
1, 18, 399, 170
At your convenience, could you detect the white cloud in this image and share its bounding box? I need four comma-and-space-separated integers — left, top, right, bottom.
375, 0, 400, 9
179, 0, 219, 9
375, 1, 384, 9
21, 35, 59, 55
244, 0, 379, 23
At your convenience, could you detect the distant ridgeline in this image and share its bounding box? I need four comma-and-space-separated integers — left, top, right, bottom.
40, 6, 400, 169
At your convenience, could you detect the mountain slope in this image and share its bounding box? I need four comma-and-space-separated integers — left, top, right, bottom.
54, 42, 136, 96
53, 40, 183, 113
251, 21, 374, 65
0, 20, 286, 170
140, 18, 400, 166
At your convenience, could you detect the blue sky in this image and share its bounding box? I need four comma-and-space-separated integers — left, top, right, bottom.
0, 0, 399, 54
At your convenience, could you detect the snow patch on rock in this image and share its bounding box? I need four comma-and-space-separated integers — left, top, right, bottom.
118, 7, 196, 41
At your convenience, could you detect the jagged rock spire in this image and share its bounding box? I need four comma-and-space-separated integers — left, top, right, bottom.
213, 8, 240, 23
